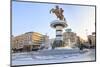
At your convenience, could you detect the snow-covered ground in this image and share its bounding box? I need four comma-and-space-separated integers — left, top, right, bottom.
12, 49, 95, 66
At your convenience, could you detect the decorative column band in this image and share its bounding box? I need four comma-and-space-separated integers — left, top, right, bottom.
56, 30, 62, 34
56, 30, 62, 31
56, 35, 62, 37
54, 24, 65, 28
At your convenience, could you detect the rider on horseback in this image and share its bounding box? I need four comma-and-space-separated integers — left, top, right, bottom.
50, 5, 66, 21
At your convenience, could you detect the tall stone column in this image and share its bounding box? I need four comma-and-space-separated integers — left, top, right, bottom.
50, 20, 68, 49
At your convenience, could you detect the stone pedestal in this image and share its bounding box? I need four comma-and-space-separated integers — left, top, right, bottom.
50, 20, 68, 49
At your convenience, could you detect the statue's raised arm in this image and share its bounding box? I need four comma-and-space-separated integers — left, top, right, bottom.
50, 8, 54, 14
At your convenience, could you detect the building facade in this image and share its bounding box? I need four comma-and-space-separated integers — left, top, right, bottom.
11, 32, 49, 51
42, 35, 49, 48
63, 30, 77, 47
87, 32, 96, 46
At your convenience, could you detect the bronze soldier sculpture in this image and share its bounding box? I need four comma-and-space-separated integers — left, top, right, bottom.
50, 5, 66, 21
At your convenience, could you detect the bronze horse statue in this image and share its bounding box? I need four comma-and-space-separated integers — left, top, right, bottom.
50, 5, 66, 21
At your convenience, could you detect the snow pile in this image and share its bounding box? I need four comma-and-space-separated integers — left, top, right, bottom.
12, 49, 95, 66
